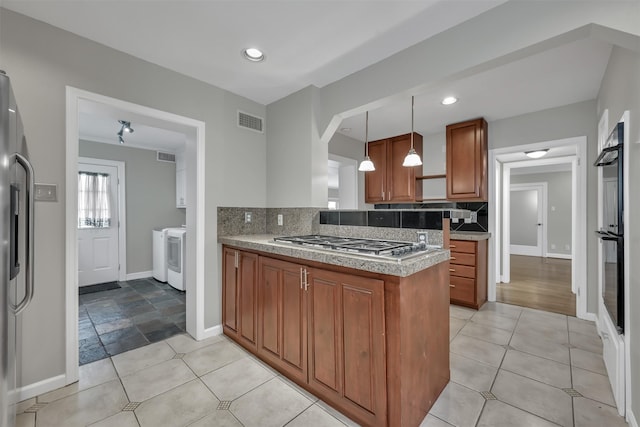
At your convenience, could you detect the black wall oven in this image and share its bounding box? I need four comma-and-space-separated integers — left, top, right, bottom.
595, 122, 624, 334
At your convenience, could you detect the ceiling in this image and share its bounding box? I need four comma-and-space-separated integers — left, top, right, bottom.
2, 0, 506, 105
4, 1, 616, 149
79, 99, 191, 153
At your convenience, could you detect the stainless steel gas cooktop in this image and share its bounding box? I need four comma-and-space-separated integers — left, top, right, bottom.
273, 235, 440, 260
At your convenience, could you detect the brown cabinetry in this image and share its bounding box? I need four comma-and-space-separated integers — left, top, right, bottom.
307, 269, 386, 426
365, 133, 423, 203
449, 239, 487, 309
222, 247, 258, 351
446, 118, 487, 201
256, 257, 307, 384
222, 245, 450, 427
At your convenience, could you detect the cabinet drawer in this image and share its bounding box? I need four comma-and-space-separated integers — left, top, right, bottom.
449, 264, 475, 278
450, 276, 475, 303
450, 252, 475, 266
450, 240, 476, 254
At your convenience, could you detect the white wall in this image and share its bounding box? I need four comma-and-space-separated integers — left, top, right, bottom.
511, 172, 572, 256
0, 8, 266, 386
597, 45, 640, 425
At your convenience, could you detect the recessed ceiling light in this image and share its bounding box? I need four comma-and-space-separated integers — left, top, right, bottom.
340, 127, 351, 132
525, 149, 549, 159
243, 48, 265, 62
441, 96, 458, 105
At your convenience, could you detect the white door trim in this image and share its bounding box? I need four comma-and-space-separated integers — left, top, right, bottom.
508, 182, 547, 259
78, 157, 127, 283
65, 86, 206, 384
488, 136, 588, 320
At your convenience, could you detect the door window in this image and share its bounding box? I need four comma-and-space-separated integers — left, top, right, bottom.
78, 172, 111, 228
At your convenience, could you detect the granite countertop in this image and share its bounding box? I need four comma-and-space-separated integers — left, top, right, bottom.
450, 231, 491, 241
218, 234, 450, 278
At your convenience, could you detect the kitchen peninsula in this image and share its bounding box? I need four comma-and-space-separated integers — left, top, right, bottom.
219, 227, 451, 427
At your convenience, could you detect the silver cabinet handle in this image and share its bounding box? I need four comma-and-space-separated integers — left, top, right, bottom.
303, 268, 309, 291
12, 153, 35, 315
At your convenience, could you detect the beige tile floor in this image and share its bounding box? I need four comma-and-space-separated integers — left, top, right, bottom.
16, 302, 628, 427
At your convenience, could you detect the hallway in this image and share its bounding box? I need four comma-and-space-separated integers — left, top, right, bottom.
497, 255, 575, 316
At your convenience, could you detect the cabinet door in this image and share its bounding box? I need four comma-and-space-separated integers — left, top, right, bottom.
364, 140, 387, 203
446, 118, 487, 200
307, 269, 386, 425
388, 133, 422, 202
222, 247, 238, 336
176, 168, 186, 207
238, 252, 258, 350
257, 257, 307, 383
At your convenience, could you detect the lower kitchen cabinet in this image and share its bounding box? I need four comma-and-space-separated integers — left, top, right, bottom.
222, 248, 258, 351
222, 245, 449, 427
449, 239, 487, 309
256, 256, 307, 384
307, 269, 386, 426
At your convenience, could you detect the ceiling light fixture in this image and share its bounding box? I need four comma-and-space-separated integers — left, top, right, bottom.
358, 111, 375, 172
117, 120, 134, 144
441, 96, 458, 105
525, 149, 549, 159
403, 96, 422, 167
243, 48, 265, 62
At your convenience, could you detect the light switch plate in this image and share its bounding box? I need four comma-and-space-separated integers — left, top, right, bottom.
277, 214, 283, 226
34, 183, 57, 202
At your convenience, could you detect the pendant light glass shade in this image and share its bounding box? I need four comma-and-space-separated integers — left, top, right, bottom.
403, 96, 422, 167
358, 111, 375, 172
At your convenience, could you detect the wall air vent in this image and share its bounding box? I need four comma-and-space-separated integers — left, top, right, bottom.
238, 111, 264, 133
157, 151, 176, 163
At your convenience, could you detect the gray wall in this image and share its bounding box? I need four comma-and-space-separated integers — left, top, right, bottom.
491, 100, 598, 313
511, 172, 572, 256
327, 132, 368, 209
79, 140, 186, 274
597, 45, 640, 424
1, 9, 266, 386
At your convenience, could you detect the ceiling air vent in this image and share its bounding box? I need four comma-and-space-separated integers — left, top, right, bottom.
238, 111, 264, 133
157, 151, 176, 163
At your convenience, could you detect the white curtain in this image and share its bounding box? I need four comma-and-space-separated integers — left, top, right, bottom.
78, 172, 111, 228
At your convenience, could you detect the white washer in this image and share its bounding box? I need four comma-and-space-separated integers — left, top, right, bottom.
167, 228, 186, 291
152, 228, 169, 282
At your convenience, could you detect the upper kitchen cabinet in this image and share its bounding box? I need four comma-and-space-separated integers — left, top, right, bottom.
175, 152, 186, 208
446, 118, 487, 201
364, 133, 423, 204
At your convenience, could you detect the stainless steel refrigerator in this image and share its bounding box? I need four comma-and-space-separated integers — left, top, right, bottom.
1, 71, 35, 427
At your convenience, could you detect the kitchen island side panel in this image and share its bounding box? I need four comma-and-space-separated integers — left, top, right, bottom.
384, 260, 450, 426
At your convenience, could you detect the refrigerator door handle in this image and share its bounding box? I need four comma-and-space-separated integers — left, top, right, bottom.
11, 152, 35, 315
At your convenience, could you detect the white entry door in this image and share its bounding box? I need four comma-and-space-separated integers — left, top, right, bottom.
510, 184, 545, 257
78, 162, 119, 287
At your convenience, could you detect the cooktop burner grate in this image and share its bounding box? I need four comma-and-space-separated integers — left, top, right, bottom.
273, 235, 436, 257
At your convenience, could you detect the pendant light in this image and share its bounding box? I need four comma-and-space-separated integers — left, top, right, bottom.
402, 96, 422, 167
358, 111, 375, 171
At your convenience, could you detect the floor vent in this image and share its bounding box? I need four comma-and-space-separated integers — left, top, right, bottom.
157, 151, 176, 163
238, 111, 264, 133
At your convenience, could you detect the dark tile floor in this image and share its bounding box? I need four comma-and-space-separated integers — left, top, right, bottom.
78, 278, 186, 365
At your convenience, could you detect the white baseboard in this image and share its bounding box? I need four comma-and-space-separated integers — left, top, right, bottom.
510, 245, 542, 257
580, 312, 597, 322
200, 324, 223, 340
546, 252, 572, 260
126, 271, 152, 280
628, 408, 638, 427
16, 374, 66, 402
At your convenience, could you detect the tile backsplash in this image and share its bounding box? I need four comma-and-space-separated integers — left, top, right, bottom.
373, 202, 488, 232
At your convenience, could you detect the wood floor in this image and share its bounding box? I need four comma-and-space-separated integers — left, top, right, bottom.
497, 255, 575, 316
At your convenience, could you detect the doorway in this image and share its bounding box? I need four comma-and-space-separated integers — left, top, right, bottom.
65, 87, 206, 384
77, 158, 126, 287
328, 154, 358, 209
488, 136, 589, 320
